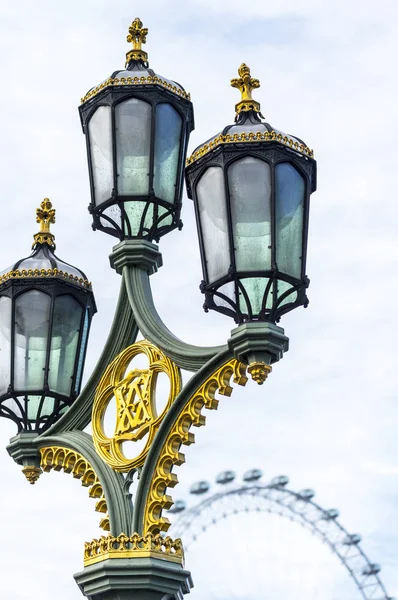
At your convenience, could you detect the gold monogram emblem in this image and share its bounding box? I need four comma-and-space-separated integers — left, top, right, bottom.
92, 341, 180, 472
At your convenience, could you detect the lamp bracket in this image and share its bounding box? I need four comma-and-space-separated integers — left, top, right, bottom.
110, 240, 163, 275
228, 322, 289, 366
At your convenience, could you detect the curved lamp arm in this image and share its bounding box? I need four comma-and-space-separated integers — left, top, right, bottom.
123, 266, 227, 371
110, 239, 227, 372
45, 278, 138, 435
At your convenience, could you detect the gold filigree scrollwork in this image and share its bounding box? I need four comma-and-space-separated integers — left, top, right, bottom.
40, 447, 110, 531
92, 340, 181, 472
143, 359, 248, 535
84, 532, 184, 567
231, 63, 261, 115
126, 17, 149, 66
33, 198, 56, 248
185, 130, 314, 166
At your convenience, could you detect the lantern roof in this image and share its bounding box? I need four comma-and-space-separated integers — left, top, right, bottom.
186, 64, 314, 166
0, 199, 92, 290
80, 18, 191, 106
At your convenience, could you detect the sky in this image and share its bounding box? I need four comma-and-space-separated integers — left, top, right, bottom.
0, 0, 397, 598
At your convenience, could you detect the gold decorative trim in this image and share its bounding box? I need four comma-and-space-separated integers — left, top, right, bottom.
247, 362, 272, 385
22, 465, 42, 485
84, 533, 184, 567
125, 17, 148, 66
143, 359, 248, 535
0, 268, 92, 289
186, 130, 314, 166
80, 75, 190, 105
93, 340, 181, 473
40, 446, 110, 532
231, 63, 261, 115
33, 198, 56, 248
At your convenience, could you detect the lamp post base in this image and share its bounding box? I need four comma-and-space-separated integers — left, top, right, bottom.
74, 557, 193, 600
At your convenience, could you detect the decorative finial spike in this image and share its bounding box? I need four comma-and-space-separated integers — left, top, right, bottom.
22, 465, 42, 485
231, 63, 261, 116
32, 198, 56, 249
126, 17, 149, 67
247, 362, 272, 385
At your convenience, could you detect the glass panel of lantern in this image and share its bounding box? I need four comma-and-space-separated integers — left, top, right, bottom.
14, 290, 52, 391
115, 98, 151, 197
228, 157, 272, 273
275, 162, 305, 280
74, 307, 90, 395
228, 157, 272, 317
154, 104, 183, 205
89, 105, 113, 206
196, 167, 230, 284
48, 295, 83, 396
0, 296, 11, 395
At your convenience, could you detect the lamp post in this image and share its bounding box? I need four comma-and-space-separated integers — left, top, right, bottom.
1, 18, 316, 600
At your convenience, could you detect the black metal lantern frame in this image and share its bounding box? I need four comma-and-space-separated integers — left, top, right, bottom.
0, 276, 96, 432
186, 142, 317, 324
79, 84, 194, 242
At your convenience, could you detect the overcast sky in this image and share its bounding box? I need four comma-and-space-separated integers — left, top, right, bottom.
0, 0, 397, 598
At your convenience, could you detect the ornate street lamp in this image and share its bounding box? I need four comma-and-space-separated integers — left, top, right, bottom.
79, 18, 194, 242
3, 18, 319, 600
0, 199, 96, 435
185, 64, 317, 324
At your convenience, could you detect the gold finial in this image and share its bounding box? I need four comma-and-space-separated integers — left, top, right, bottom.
247, 362, 272, 385
126, 17, 148, 66
22, 465, 42, 485
32, 198, 56, 248
231, 63, 261, 116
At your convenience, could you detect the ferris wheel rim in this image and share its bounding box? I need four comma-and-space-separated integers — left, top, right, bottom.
170, 480, 393, 600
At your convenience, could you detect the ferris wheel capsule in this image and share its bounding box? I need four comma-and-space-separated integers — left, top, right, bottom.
168, 500, 187, 514
362, 563, 381, 575
344, 533, 362, 545
216, 470, 236, 484
297, 488, 315, 500
190, 480, 210, 495
243, 469, 263, 482
322, 508, 340, 520
269, 475, 289, 488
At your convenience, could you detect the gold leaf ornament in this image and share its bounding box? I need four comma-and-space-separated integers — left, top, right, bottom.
92, 341, 181, 472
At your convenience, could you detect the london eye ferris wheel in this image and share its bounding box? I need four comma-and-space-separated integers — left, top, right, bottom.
165, 469, 394, 600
